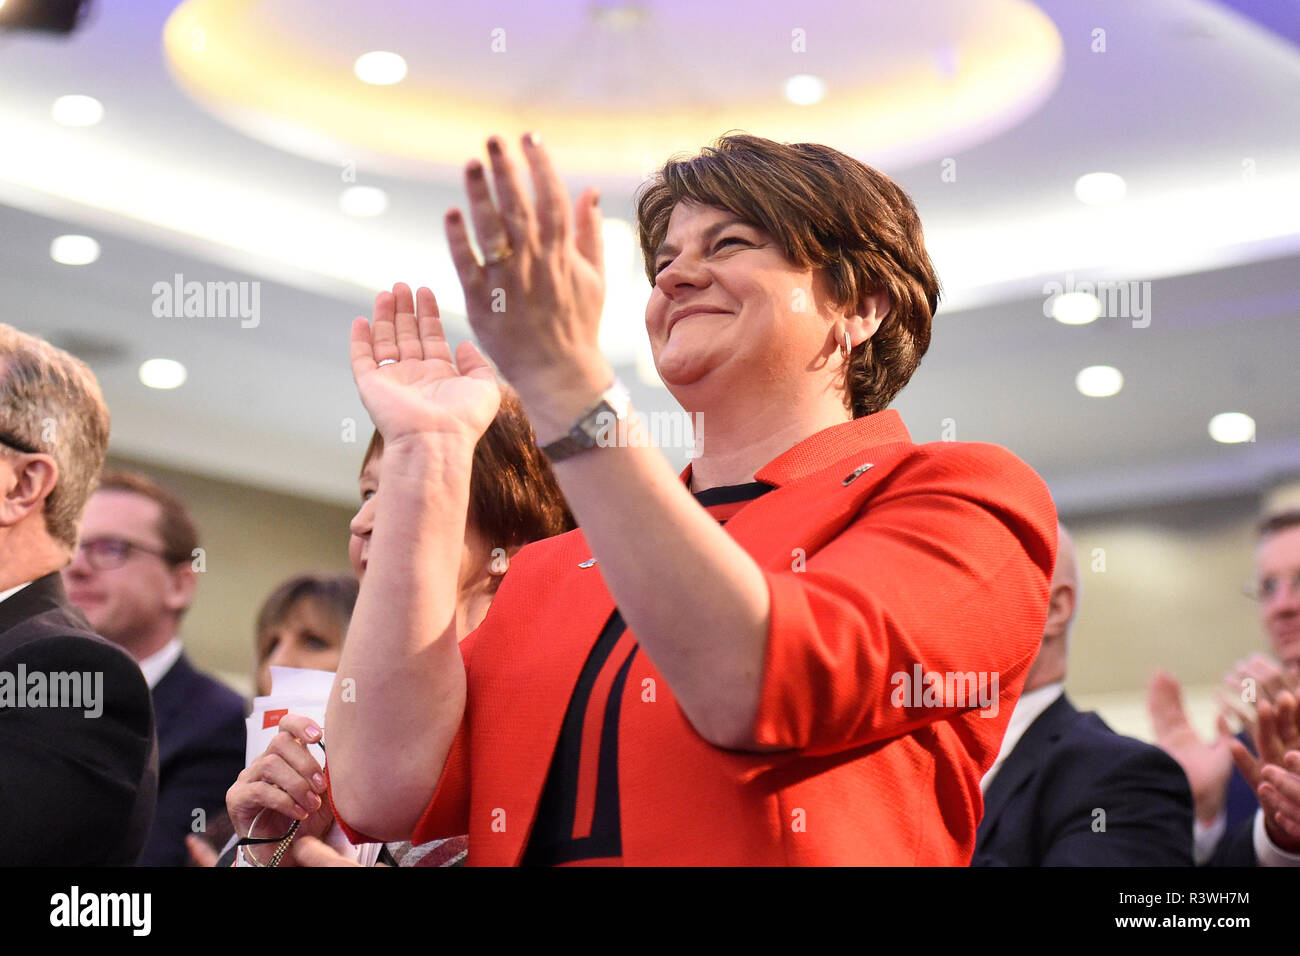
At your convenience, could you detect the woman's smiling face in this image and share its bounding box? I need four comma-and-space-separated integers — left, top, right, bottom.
644, 202, 848, 402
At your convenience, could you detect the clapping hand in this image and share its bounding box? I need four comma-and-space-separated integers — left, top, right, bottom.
1148, 669, 1234, 823
444, 134, 611, 429
350, 282, 501, 449
1229, 690, 1300, 852
1218, 653, 1300, 742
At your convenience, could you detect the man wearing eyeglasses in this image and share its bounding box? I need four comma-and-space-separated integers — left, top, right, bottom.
1148, 510, 1300, 866
0, 323, 157, 865
63, 469, 245, 867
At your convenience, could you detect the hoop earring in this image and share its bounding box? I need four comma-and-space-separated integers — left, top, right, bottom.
839, 328, 852, 361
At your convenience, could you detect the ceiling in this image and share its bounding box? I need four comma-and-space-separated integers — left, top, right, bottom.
0, 0, 1296, 514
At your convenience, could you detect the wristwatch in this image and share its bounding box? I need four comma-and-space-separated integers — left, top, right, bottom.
538, 378, 633, 462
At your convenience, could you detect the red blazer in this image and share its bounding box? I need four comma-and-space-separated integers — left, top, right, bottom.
335, 410, 1057, 865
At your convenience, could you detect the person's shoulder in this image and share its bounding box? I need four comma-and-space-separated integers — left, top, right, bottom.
1, 605, 142, 676
905, 439, 1047, 486
1058, 708, 1185, 779
800, 437, 1055, 534
798, 431, 1046, 492
0, 615, 153, 738
503, 527, 589, 578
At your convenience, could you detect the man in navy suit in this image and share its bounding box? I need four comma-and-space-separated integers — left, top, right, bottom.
0, 323, 157, 865
973, 525, 1194, 866
63, 469, 245, 866
1148, 510, 1300, 866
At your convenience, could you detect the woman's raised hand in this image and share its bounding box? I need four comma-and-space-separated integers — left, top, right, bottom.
350, 282, 501, 447
445, 133, 610, 404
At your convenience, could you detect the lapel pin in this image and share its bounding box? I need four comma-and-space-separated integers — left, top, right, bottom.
578, 557, 597, 568
842, 462, 874, 485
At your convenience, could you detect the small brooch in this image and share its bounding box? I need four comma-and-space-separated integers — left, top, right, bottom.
842, 462, 874, 485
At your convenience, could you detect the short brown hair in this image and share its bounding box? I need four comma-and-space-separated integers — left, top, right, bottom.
361, 389, 573, 554
0, 324, 111, 550
95, 469, 200, 566
636, 133, 940, 417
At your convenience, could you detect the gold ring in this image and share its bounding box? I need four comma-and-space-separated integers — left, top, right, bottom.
482, 240, 514, 267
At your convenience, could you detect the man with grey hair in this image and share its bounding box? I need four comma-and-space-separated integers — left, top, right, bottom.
0, 323, 157, 864
973, 524, 1194, 865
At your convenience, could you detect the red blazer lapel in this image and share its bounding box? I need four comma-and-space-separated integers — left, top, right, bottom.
469, 528, 616, 865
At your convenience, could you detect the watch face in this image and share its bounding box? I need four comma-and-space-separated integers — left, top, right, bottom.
582, 400, 618, 446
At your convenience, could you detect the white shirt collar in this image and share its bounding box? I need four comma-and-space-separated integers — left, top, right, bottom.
980, 681, 1065, 794
138, 637, 184, 689
0, 581, 34, 605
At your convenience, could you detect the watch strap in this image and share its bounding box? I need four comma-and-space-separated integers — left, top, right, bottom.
539, 378, 631, 462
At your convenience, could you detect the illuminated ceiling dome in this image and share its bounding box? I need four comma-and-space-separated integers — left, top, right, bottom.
164, 0, 1063, 179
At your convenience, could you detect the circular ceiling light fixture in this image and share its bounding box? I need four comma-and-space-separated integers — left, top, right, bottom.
784, 74, 826, 106
353, 51, 407, 86
164, 0, 1065, 180
339, 185, 389, 217
50, 234, 100, 265
51, 94, 104, 126
1075, 365, 1123, 398
1074, 172, 1126, 205
139, 358, 188, 390
1050, 291, 1101, 325
1208, 412, 1255, 444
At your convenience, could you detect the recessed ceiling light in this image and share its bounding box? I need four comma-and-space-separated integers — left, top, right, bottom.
1074, 172, 1126, 205
784, 74, 826, 106
139, 358, 187, 390
589, 2, 649, 32
354, 51, 407, 86
51, 94, 104, 127
1209, 412, 1255, 444
339, 185, 389, 217
50, 234, 100, 265
1050, 291, 1101, 325
1075, 365, 1123, 397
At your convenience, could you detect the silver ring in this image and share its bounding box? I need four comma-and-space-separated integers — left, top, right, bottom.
377, 358, 398, 367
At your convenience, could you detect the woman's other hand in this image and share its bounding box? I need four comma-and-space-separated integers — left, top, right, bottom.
350, 282, 501, 448
227, 713, 334, 865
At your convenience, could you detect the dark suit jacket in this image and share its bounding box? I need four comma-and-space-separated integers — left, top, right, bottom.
0, 572, 157, 865
139, 652, 246, 866
973, 694, 1194, 866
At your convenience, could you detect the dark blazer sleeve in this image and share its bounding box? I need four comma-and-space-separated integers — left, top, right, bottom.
1208, 815, 1258, 867
140, 669, 246, 867
0, 634, 156, 865
1038, 738, 1194, 866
